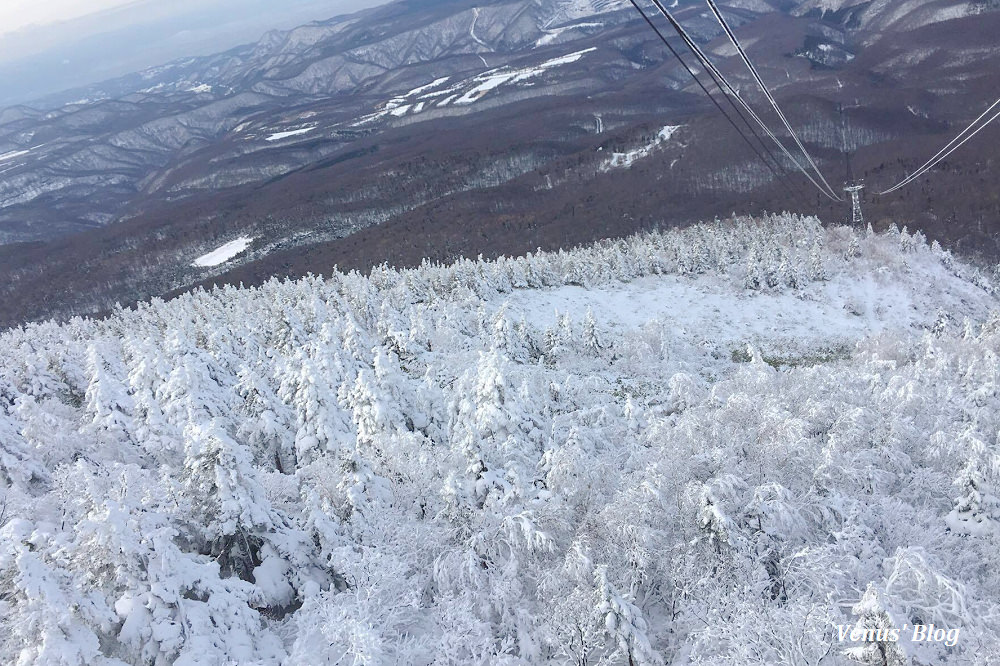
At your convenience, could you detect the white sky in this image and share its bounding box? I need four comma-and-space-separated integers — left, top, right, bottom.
0, 0, 139, 36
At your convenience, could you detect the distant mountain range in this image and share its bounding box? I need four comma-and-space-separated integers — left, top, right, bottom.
0, 0, 999, 328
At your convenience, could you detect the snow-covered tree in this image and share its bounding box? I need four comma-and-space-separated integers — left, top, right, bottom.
82, 342, 136, 447
808, 238, 828, 281
0, 518, 123, 666
946, 462, 1000, 536
594, 566, 663, 666
844, 584, 907, 666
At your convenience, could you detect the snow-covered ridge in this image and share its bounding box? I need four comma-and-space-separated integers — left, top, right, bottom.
2, 216, 999, 664
535, 21, 604, 47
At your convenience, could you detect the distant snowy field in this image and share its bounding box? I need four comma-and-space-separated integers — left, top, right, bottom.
350, 47, 599, 127
191, 236, 254, 267
2, 215, 999, 664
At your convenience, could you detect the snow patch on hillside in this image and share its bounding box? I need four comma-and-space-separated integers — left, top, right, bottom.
469, 7, 490, 48
0, 149, 29, 163
712, 36, 759, 58
350, 48, 598, 124
192, 236, 254, 267
448, 48, 598, 105
543, 0, 628, 24
601, 125, 681, 170
406, 76, 450, 97
792, 0, 868, 15
535, 21, 604, 47
264, 126, 316, 142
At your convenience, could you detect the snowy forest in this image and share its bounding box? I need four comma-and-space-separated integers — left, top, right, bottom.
2, 214, 1000, 665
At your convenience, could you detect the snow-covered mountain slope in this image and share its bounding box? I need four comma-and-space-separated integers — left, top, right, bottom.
793, 0, 975, 30
2, 0, 993, 249
2, 215, 1000, 664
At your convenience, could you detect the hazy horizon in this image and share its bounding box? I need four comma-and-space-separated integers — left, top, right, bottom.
0, 0, 388, 107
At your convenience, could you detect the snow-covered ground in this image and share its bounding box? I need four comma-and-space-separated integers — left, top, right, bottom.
0, 149, 30, 163
351, 47, 599, 126
535, 21, 604, 47
601, 125, 681, 170
508, 249, 989, 350
2, 216, 1000, 665
191, 236, 254, 267
264, 127, 317, 142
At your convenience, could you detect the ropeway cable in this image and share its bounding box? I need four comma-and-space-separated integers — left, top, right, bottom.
880, 95, 1000, 195
628, 0, 812, 204
625, 0, 810, 206
648, 0, 840, 202
650, 7, 812, 205
646, 0, 842, 201
704, 0, 843, 201
881, 104, 1000, 194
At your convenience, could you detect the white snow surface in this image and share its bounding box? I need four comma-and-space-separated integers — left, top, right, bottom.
264, 126, 316, 142
469, 7, 489, 48
191, 236, 254, 267
535, 22, 604, 47
602, 125, 681, 170
3, 215, 1000, 665
350, 47, 598, 123
508, 269, 962, 350
0, 149, 29, 163
536, 46, 597, 67
406, 76, 451, 97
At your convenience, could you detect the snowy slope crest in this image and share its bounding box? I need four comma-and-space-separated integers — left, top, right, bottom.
2, 215, 1000, 664
793, 0, 975, 30
537, 0, 629, 27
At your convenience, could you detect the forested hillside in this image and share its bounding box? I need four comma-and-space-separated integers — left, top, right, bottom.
4, 0, 1000, 330
2, 215, 999, 664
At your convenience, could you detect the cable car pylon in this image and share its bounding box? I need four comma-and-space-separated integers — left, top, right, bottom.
844, 181, 865, 226
839, 103, 865, 226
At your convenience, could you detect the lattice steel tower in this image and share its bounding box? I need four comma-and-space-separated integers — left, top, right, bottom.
844, 181, 865, 226
839, 104, 866, 226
